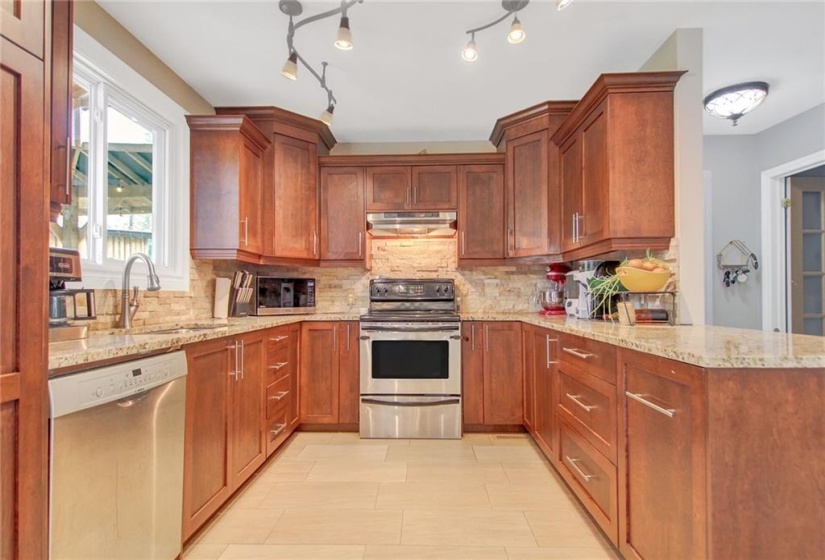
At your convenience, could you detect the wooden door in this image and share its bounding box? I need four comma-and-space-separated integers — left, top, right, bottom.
411, 165, 457, 210
507, 130, 549, 257
622, 353, 705, 560
522, 326, 536, 433
239, 138, 264, 255
560, 134, 583, 252
461, 322, 485, 426
320, 166, 365, 261
458, 164, 505, 260
300, 322, 340, 423
366, 166, 411, 210
337, 322, 360, 425
0, 0, 44, 59
534, 328, 558, 457
273, 134, 318, 259
230, 332, 265, 488
790, 177, 825, 335
482, 322, 523, 424
580, 106, 608, 246
288, 323, 301, 428
183, 338, 233, 540
49, 0, 73, 221
0, 36, 48, 560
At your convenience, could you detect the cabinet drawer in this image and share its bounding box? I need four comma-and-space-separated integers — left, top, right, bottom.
267, 328, 291, 352
558, 334, 616, 384
557, 365, 617, 463
266, 375, 291, 419
266, 345, 290, 384
265, 406, 290, 456
558, 418, 618, 545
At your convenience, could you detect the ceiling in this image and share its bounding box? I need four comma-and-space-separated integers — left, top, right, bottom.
98, 1, 825, 143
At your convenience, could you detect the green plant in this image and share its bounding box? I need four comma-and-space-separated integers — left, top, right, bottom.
587, 273, 626, 319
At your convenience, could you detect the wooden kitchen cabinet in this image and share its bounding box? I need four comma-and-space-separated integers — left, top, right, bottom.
553, 72, 683, 261
320, 166, 366, 263
187, 115, 270, 263
461, 322, 523, 428
49, 0, 73, 221
287, 323, 301, 428
300, 321, 359, 426
411, 165, 457, 210
457, 164, 505, 262
270, 134, 318, 259
182, 332, 265, 541
524, 325, 559, 460
1, 27, 50, 559
366, 166, 410, 210
263, 326, 298, 455
366, 165, 457, 211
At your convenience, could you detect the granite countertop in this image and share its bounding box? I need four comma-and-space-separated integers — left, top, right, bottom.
50, 311, 825, 373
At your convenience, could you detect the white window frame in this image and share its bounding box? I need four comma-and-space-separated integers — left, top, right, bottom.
67, 28, 189, 292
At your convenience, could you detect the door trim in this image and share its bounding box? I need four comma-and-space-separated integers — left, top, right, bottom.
760, 149, 825, 332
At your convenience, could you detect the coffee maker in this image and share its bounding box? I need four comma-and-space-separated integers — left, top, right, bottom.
49, 248, 96, 342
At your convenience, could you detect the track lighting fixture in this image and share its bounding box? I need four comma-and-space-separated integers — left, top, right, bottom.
278, 0, 363, 126
461, 0, 530, 62
462, 34, 478, 63
507, 16, 525, 44
556, 0, 574, 11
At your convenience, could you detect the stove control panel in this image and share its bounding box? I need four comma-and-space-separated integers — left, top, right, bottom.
369, 279, 455, 300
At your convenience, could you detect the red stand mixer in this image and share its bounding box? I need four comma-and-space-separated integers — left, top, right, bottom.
538, 263, 571, 315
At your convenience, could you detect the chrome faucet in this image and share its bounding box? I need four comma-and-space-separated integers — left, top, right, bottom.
119, 253, 161, 329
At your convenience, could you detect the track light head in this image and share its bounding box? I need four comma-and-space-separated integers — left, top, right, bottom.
335, 16, 353, 50
556, 0, 573, 11
281, 51, 298, 80
320, 104, 335, 126
462, 36, 478, 62
507, 15, 525, 44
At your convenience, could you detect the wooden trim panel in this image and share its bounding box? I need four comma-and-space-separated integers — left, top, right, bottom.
489, 100, 578, 146
215, 105, 336, 151
320, 153, 504, 167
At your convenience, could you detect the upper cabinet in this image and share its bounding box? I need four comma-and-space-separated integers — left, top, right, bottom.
0, 0, 45, 59
458, 164, 505, 262
490, 102, 577, 262
49, 0, 73, 221
320, 166, 366, 263
187, 115, 270, 263
366, 165, 457, 211
552, 72, 684, 261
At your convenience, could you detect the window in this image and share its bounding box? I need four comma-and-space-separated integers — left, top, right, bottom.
57, 28, 189, 291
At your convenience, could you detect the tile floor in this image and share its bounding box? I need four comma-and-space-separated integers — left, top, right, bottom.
183, 432, 620, 560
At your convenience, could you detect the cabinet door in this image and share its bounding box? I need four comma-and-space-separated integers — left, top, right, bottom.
507, 130, 549, 257
0, 0, 44, 59
534, 328, 558, 457
366, 166, 411, 210
458, 164, 505, 260
230, 332, 265, 488
320, 166, 365, 261
49, 0, 73, 221
239, 138, 264, 255
183, 338, 233, 540
337, 322, 360, 424
560, 135, 582, 252
622, 353, 705, 560
580, 105, 609, 246
272, 134, 318, 259
300, 322, 340, 423
412, 165, 457, 210
522, 326, 536, 433
288, 323, 301, 428
1, 37, 48, 560
482, 322, 523, 424
461, 322, 485, 425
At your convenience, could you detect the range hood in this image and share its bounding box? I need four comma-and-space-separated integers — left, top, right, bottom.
366, 211, 457, 237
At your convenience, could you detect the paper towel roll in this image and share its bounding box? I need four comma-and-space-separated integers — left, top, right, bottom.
214, 277, 231, 319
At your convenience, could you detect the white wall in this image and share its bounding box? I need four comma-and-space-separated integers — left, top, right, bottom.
705, 103, 825, 330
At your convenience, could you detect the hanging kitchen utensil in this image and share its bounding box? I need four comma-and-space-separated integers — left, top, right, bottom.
717, 240, 759, 288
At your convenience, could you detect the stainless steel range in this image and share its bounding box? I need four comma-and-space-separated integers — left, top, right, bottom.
359, 278, 461, 439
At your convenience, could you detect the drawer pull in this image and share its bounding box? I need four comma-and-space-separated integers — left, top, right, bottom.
269, 391, 289, 401
562, 347, 594, 360
565, 455, 595, 482
566, 393, 596, 412
270, 335, 289, 342
268, 361, 288, 371
270, 423, 287, 438
626, 391, 676, 418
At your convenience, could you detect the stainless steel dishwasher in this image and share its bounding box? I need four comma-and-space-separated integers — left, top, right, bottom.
49, 350, 187, 560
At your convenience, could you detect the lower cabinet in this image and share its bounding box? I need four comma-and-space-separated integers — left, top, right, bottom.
300, 321, 359, 426
523, 325, 559, 460
462, 321, 523, 428
263, 325, 300, 456
182, 331, 266, 541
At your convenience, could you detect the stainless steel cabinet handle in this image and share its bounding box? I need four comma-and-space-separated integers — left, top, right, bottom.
333, 325, 337, 351
268, 361, 288, 371
269, 391, 289, 401
406, 186, 411, 207
271, 423, 287, 438
461, 231, 466, 256
562, 347, 593, 360
270, 335, 288, 343
577, 214, 585, 241
626, 391, 676, 418
239, 339, 245, 380
358, 231, 363, 258
484, 324, 489, 352
508, 228, 515, 253
471, 324, 475, 351
413, 186, 417, 205
313, 230, 318, 256
64, 136, 72, 202
566, 393, 596, 412
565, 456, 595, 481
572, 213, 578, 243
241, 217, 249, 246
346, 323, 351, 351
227, 344, 237, 380
546, 336, 559, 367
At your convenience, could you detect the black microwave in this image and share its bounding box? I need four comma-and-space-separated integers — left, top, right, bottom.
255, 277, 316, 315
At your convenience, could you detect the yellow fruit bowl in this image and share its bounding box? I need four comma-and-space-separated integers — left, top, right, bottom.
615, 266, 671, 292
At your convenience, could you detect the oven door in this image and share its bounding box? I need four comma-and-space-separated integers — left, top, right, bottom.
360, 395, 461, 439
359, 322, 461, 396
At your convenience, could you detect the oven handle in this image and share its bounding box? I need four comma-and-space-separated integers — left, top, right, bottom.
360, 325, 460, 333
361, 397, 461, 407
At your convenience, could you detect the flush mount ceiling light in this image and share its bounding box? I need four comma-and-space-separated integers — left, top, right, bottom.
278, 0, 363, 125
703, 81, 770, 127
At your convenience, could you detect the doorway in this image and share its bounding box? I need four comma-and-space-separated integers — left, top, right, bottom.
789, 170, 825, 334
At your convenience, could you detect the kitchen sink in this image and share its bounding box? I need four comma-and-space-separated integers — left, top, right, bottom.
140, 325, 228, 335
